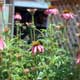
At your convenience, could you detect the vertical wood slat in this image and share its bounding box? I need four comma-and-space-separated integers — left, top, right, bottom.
0, 0, 4, 33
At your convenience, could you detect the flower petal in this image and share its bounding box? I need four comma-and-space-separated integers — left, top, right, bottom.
40, 45, 44, 53
32, 46, 37, 55
37, 45, 44, 53
0, 39, 6, 50
37, 45, 42, 52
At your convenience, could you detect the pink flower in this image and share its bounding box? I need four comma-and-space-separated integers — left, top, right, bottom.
44, 8, 59, 15
32, 45, 44, 55
0, 38, 6, 50
76, 50, 80, 64
61, 12, 74, 20
14, 13, 22, 20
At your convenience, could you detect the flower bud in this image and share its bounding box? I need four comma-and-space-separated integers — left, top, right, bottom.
75, 33, 80, 37
23, 68, 30, 74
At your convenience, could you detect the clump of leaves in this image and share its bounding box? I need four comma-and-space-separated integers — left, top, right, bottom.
0, 23, 76, 80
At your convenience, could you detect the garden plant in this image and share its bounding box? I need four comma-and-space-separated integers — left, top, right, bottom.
0, 7, 79, 80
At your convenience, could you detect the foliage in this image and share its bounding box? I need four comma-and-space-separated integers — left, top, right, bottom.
0, 23, 76, 80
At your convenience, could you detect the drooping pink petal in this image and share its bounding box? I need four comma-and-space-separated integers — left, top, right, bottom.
76, 58, 80, 64
37, 45, 42, 52
37, 45, 44, 53
0, 39, 6, 50
40, 45, 44, 53
32, 46, 37, 55
76, 51, 80, 64
76, 55, 80, 64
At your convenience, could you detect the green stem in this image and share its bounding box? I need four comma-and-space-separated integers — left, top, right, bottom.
20, 27, 21, 39
32, 13, 36, 41
48, 14, 53, 37
30, 28, 33, 41
34, 28, 45, 37
17, 25, 19, 37
64, 21, 69, 51
32, 14, 34, 25
33, 29, 35, 41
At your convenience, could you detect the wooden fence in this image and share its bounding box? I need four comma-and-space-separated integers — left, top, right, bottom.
51, 3, 80, 54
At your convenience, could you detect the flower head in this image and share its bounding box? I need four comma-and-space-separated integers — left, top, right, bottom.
15, 53, 22, 59
0, 36, 6, 50
32, 41, 40, 46
0, 1, 3, 7
76, 22, 80, 28
27, 8, 37, 14
48, 5, 57, 9
55, 23, 64, 30
61, 9, 74, 20
0, 2, 3, 11
63, 9, 71, 13
23, 68, 30, 74
44, 6, 59, 15
31, 41, 44, 55
4, 27, 9, 33
14, 13, 22, 20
